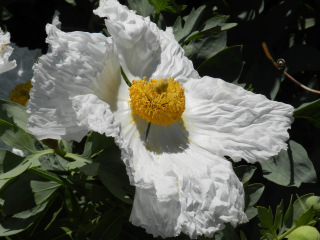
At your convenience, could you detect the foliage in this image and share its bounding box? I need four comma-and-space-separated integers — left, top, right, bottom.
1, 0, 320, 239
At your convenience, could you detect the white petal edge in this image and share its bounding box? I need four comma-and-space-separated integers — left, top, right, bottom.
183, 76, 294, 163
0, 28, 16, 75
130, 150, 247, 239
71, 94, 119, 138
27, 24, 114, 141
93, 0, 199, 82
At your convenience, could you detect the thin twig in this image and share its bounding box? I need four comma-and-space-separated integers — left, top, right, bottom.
262, 42, 320, 94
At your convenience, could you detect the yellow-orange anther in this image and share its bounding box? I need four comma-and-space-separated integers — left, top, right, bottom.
9, 80, 32, 106
129, 77, 185, 125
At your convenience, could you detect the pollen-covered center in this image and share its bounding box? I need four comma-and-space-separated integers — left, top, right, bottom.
129, 77, 185, 126
9, 80, 32, 106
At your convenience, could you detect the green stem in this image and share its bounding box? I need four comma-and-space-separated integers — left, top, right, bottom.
278, 225, 298, 240
120, 67, 132, 87
145, 122, 151, 140
61, 139, 71, 153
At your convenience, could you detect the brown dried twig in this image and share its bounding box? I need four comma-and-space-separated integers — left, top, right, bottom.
262, 42, 320, 94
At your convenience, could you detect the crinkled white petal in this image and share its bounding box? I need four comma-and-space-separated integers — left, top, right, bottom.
183, 76, 294, 163
129, 146, 247, 239
0, 28, 16, 74
27, 24, 118, 141
111, 103, 247, 238
0, 43, 41, 100
71, 94, 119, 137
93, 0, 199, 82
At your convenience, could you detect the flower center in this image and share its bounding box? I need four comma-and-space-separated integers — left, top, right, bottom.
129, 77, 185, 126
9, 80, 32, 106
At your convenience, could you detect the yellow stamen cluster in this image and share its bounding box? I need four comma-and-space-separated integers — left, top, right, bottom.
9, 80, 32, 106
129, 77, 185, 126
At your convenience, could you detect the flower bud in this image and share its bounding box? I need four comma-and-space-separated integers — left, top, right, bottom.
306, 196, 320, 212
288, 226, 320, 240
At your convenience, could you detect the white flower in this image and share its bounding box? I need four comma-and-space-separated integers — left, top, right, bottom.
27, 0, 294, 238
0, 28, 16, 74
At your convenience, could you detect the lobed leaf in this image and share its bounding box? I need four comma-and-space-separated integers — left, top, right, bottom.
0, 202, 48, 237
0, 149, 53, 180
173, 6, 206, 43
0, 99, 28, 129
0, 119, 38, 153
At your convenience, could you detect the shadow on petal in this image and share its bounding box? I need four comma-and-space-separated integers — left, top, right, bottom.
132, 114, 190, 155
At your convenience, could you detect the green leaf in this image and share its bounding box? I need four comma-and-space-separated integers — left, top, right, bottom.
0, 148, 24, 174
39, 153, 69, 171
234, 165, 257, 183
273, 201, 284, 233
184, 15, 237, 44
284, 195, 294, 230
260, 140, 317, 187
0, 202, 48, 237
184, 31, 227, 68
173, 6, 206, 43
0, 149, 53, 180
294, 207, 315, 227
284, 194, 314, 230
91, 209, 124, 240
127, 0, 156, 17
197, 45, 244, 83
29, 168, 64, 185
0, 100, 28, 129
3, 171, 59, 215
258, 206, 274, 231
82, 131, 113, 159
65, 152, 92, 170
292, 194, 314, 224
0, 119, 38, 153
240, 230, 247, 240
30, 180, 61, 205
82, 182, 112, 202
148, 0, 186, 14
244, 183, 265, 220
294, 99, 320, 129
213, 223, 240, 240
31, 227, 73, 240
63, 187, 81, 217
79, 162, 100, 176
97, 140, 134, 204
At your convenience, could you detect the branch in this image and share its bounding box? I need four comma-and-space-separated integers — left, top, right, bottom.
262, 42, 320, 94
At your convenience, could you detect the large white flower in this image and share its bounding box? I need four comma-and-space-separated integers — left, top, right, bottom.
27, 0, 294, 238
0, 28, 16, 74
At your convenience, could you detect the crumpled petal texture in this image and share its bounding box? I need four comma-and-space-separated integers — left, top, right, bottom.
130, 150, 247, 239
93, 0, 199, 82
0, 29, 16, 75
183, 77, 294, 163
27, 24, 118, 141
